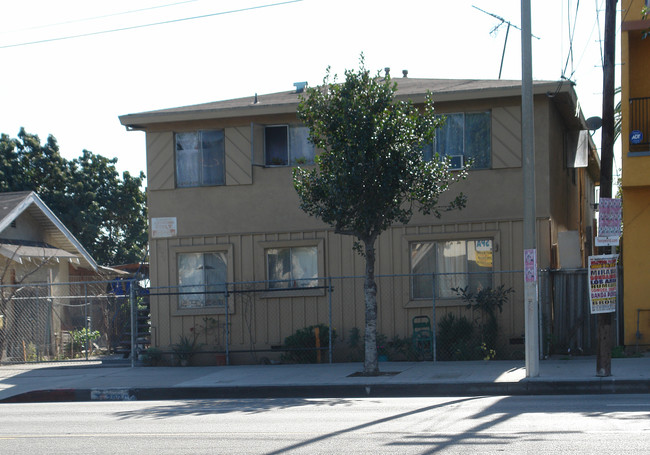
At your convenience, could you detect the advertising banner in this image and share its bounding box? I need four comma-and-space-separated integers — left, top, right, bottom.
588, 254, 618, 314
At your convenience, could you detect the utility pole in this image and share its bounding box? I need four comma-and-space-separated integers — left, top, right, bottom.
596, 0, 617, 377
521, 0, 539, 377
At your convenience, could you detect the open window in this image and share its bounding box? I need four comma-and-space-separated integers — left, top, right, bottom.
252, 123, 315, 167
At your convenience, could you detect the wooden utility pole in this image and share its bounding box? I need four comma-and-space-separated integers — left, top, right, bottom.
596, 0, 617, 377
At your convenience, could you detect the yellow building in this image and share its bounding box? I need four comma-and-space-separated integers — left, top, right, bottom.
621, 0, 650, 349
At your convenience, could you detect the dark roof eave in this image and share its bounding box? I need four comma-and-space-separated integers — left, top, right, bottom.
119, 79, 577, 129
120, 102, 299, 128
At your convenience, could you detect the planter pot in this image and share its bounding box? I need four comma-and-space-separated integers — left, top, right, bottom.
215, 354, 227, 366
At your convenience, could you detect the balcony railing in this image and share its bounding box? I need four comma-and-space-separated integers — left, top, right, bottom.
630, 96, 650, 152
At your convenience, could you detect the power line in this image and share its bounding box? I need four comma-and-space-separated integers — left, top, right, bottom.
0, 0, 303, 50
562, 0, 581, 79
0, 0, 203, 35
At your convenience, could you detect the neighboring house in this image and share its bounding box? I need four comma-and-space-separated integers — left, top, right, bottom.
620, 1, 650, 351
0, 191, 118, 361
120, 76, 599, 363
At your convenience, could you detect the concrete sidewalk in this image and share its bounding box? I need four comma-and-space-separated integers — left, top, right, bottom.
1, 355, 649, 403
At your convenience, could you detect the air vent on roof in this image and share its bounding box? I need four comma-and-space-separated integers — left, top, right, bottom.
402, 69, 408, 78
10, 220, 16, 228
294, 81, 307, 93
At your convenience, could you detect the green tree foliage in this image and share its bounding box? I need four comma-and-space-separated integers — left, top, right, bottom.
0, 128, 147, 265
293, 56, 467, 375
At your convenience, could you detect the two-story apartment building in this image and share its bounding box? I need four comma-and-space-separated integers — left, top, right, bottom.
620, 0, 650, 351
120, 77, 599, 364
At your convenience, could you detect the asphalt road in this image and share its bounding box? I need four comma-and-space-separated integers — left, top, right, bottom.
1, 394, 648, 454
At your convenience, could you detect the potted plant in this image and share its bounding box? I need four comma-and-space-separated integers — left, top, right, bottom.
172, 335, 202, 366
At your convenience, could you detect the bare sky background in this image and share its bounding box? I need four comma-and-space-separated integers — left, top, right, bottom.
0, 0, 620, 182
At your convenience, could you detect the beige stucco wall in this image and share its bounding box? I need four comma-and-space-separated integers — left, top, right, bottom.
141, 93, 591, 362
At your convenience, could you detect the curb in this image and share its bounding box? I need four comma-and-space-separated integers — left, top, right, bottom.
2, 380, 650, 403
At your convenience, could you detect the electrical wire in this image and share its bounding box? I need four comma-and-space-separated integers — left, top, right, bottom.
562, 0, 581, 80
0, 0, 203, 35
0, 0, 303, 50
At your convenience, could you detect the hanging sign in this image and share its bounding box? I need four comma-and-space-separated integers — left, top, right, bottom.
588, 254, 618, 314
596, 198, 621, 246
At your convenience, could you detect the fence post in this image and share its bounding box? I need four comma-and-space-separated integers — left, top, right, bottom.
130, 280, 136, 368
84, 283, 89, 361
431, 274, 436, 362
328, 277, 333, 364
225, 286, 230, 366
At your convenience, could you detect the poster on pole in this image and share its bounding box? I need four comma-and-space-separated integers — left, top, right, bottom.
524, 249, 537, 283
588, 254, 618, 314
595, 198, 621, 246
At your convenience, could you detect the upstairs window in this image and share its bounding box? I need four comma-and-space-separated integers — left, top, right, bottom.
176, 130, 225, 187
264, 125, 315, 166
424, 112, 491, 169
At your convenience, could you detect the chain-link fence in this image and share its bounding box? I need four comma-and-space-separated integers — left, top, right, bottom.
151, 268, 617, 366
539, 266, 623, 356
0, 279, 147, 364
152, 271, 531, 365
1, 269, 606, 366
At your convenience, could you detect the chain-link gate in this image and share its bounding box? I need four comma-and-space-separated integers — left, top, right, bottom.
0, 278, 149, 364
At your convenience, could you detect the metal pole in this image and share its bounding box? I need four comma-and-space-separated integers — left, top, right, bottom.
225, 287, 230, 366
84, 283, 89, 361
431, 274, 436, 362
499, 22, 511, 79
328, 277, 333, 364
521, 0, 539, 377
130, 281, 136, 368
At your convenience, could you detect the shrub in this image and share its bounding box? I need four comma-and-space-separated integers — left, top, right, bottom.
282, 324, 336, 363
437, 313, 475, 360
69, 328, 101, 357
141, 347, 163, 366
452, 285, 514, 358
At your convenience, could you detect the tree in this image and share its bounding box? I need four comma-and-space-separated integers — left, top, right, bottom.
293, 57, 467, 375
0, 128, 147, 265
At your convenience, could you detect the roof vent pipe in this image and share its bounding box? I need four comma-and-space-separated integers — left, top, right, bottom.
294, 81, 307, 93
402, 69, 408, 78
384, 67, 390, 77
253, 93, 258, 104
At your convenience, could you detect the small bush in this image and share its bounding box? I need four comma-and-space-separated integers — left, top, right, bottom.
282, 324, 336, 363
141, 347, 163, 366
437, 313, 475, 360
69, 328, 101, 358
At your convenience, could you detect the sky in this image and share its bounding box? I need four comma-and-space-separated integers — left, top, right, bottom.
0, 0, 620, 183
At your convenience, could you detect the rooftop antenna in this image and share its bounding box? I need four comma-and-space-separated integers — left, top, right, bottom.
472, 5, 540, 79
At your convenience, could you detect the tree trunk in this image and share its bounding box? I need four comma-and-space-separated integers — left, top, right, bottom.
363, 238, 379, 375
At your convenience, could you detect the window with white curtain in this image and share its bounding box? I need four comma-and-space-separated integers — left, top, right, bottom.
423, 112, 491, 169
177, 252, 227, 308
410, 239, 493, 299
176, 130, 225, 187
266, 246, 318, 289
